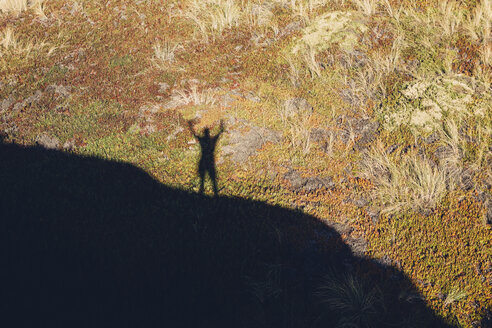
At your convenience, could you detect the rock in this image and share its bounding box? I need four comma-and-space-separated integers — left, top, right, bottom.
0, 96, 14, 112
366, 206, 380, 224
433, 146, 453, 162
220, 93, 236, 107
334, 116, 379, 150
12, 102, 23, 113
339, 83, 363, 108
283, 168, 335, 192
304, 176, 335, 192
10, 90, 43, 114
460, 171, 474, 191
424, 132, 440, 144
309, 128, 330, 142
221, 121, 281, 164
24, 90, 43, 105
45, 85, 71, 99
343, 196, 369, 208
283, 98, 313, 118
35, 134, 61, 150
244, 92, 261, 103
352, 118, 379, 150
310, 129, 337, 154
279, 21, 302, 38
283, 169, 305, 190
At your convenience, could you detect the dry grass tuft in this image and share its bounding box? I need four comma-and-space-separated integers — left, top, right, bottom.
276, 0, 332, 22
168, 86, 218, 108
361, 142, 450, 214
465, 0, 492, 70
0, 0, 46, 16
280, 102, 314, 154
364, 116, 489, 215
438, 119, 492, 189
182, 0, 242, 43
353, 0, 379, 16
0, 0, 28, 14
152, 41, 182, 69
465, 0, 491, 43
443, 287, 467, 306
0, 26, 52, 59
316, 272, 384, 327
439, 1, 464, 38
247, 2, 278, 34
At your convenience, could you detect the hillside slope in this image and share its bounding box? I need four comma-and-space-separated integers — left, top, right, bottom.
1, 0, 491, 326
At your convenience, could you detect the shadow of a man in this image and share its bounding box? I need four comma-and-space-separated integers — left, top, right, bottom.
188, 120, 225, 195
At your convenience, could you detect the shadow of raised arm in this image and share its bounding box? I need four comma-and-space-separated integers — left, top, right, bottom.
216, 120, 225, 138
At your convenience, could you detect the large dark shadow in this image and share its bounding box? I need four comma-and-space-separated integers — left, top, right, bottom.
0, 140, 453, 327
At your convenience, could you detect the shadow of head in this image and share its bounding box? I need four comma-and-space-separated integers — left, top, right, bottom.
0, 141, 452, 328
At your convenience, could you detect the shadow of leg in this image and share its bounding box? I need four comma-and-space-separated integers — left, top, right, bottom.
199, 168, 205, 194
210, 167, 218, 196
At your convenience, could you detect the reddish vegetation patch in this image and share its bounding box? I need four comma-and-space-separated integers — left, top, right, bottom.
367, 19, 395, 53
362, 193, 492, 326
453, 37, 481, 76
